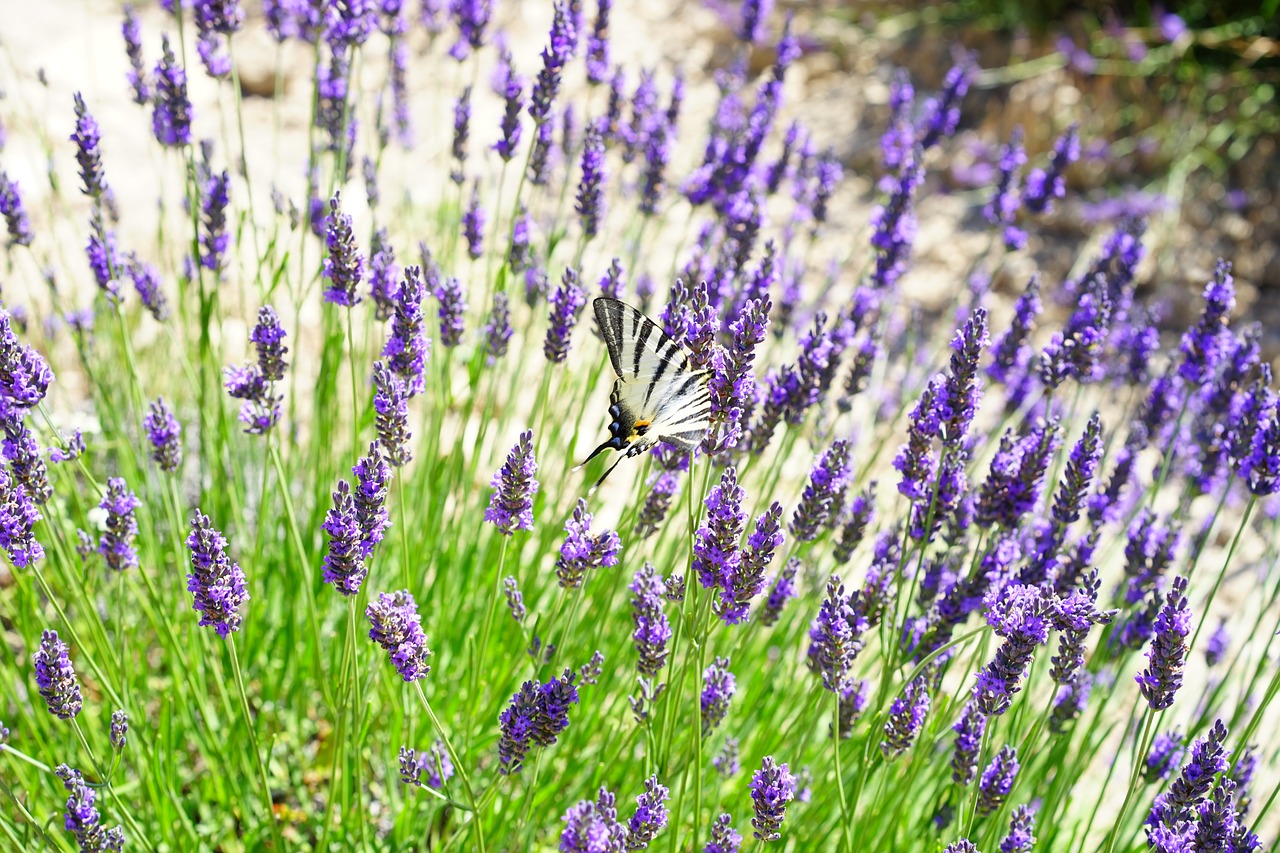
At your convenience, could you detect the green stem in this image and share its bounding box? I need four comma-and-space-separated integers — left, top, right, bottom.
228, 637, 286, 851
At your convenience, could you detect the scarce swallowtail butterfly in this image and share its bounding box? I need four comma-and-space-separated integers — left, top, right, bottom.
574, 297, 712, 493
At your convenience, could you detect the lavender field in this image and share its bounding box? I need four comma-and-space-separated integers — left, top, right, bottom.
0, 0, 1277, 850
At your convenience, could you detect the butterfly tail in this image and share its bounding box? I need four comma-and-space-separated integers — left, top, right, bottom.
587, 453, 629, 496
571, 439, 615, 473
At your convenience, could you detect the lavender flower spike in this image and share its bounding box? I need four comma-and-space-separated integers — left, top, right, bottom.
151, 35, 193, 147
692, 466, 747, 593
719, 500, 782, 624
323, 192, 364, 306
978, 745, 1020, 815
498, 668, 579, 774
321, 481, 368, 597
561, 786, 627, 851
790, 439, 852, 541
528, 0, 575, 126
630, 563, 671, 677
0, 306, 54, 407
144, 397, 183, 472
434, 274, 467, 348
367, 590, 431, 682
384, 265, 429, 396
373, 362, 412, 467
0, 468, 45, 567
881, 676, 930, 757
701, 656, 736, 734
122, 5, 149, 104
706, 813, 742, 853
71, 93, 107, 198
576, 120, 607, 240
462, 182, 485, 260
554, 497, 621, 589
544, 266, 587, 363
627, 775, 670, 849
1136, 575, 1192, 710
187, 511, 250, 635
0, 171, 34, 248
57, 764, 125, 851
34, 630, 82, 719
485, 429, 539, 535
353, 442, 392, 559
1022, 123, 1079, 214
97, 477, 140, 572
975, 583, 1053, 715
749, 756, 796, 841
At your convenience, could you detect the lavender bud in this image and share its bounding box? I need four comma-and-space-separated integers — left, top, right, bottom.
187, 511, 249, 635
34, 630, 81, 719
485, 429, 539, 535
749, 756, 796, 841
97, 477, 140, 572
144, 397, 183, 473
367, 590, 431, 682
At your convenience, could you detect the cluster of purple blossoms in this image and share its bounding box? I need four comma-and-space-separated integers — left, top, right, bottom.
225, 307, 287, 434
869, 145, 923, 290
144, 397, 183, 473
121, 5, 149, 103
1049, 570, 1113, 687
758, 558, 798, 627
483, 292, 513, 363
881, 676, 930, 757
555, 497, 621, 588
199, 168, 230, 272
1, 307, 53, 408
71, 93, 107, 199
399, 741, 453, 789
498, 668, 579, 774
450, 86, 471, 185
834, 482, 876, 563
0, 468, 44, 567
977, 745, 1020, 815
323, 193, 364, 306
584, 0, 612, 83
366, 590, 431, 682
152, 35, 193, 147
983, 126, 1027, 249
1145, 720, 1258, 851
987, 275, 1041, 386
2, 414, 51, 504
974, 583, 1054, 715
704, 296, 770, 454
0, 170, 34, 248
560, 786, 626, 852
434, 273, 467, 348
109, 710, 128, 751
56, 764, 125, 852
576, 120, 607, 240
367, 229, 397, 320
806, 575, 867, 694
448, 0, 491, 60
485, 430, 538, 535
1135, 575, 1192, 710
1145, 730, 1187, 783
750, 756, 796, 841
626, 775, 670, 850
701, 656, 736, 734
630, 563, 671, 678
353, 443, 391, 559
186, 511, 249, 636
462, 183, 485, 260
950, 700, 987, 785
34, 630, 82, 719
1022, 123, 1080, 214
373, 362, 412, 467
706, 813, 742, 853
1178, 260, 1235, 387
790, 439, 852, 541
383, 266, 429, 395
529, 0, 575, 126
97, 477, 140, 572
918, 58, 973, 149
544, 267, 587, 363
692, 466, 747, 593
493, 56, 525, 161
322, 480, 368, 597
716, 500, 782, 624
125, 252, 170, 321
974, 419, 1060, 529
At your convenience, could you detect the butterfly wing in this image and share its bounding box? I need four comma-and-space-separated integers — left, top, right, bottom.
576, 298, 711, 489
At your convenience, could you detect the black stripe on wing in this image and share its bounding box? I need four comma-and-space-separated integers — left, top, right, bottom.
592, 297, 692, 383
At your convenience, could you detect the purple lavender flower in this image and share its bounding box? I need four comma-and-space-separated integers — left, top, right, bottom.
368, 229, 397, 319
576, 120, 607, 240
630, 562, 671, 677
978, 745, 1020, 815
998, 805, 1035, 853
749, 756, 796, 841
715, 501, 781, 624
462, 182, 485, 260
1242, 387, 1280, 497
561, 786, 626, 851
498, 668, 579, 774
389, 40, 412, 147
144, 397, 182, 473
0, 171, 33, 248
450, 85, 471, 185
56, 764, 124, 851
71, 93, 107, 198
97, 477, 140, 573
494, 61, 525, 161
1145, 730, 1186, 783
870, 146, 924, 289
482, 292, 513, 363
249, 305, 288, 382
49, 429, 85, 465
833, 482, 876, 563
322, 480, 367, 597
152, 36, 193, 147
881, 676, 930, 757
372, 362, 411, 467
485, 430, 538, 535
1049, 570, 1113, 685
943, 841, 978, 853
1178, 260, 1234, 387
918, 58, 973, 149
186, 511, 249, 635
124, 253, 170, 321
638, 81, 677, 216
384, 266, 429, 395
893, 379, 939, 502
366, 590, 431, 682
448, 0, 491, 59
627, 775, 669, 849
0, 468, 44, 567
34, 630, 81, 719
434, 274, 466, 348
86, 217, 121, 301
951, 700, 987, 785
1146, 719, 1230, 840
975, 584, 1053, 715
701, 656, 735, 734
323, 192, 364, 306
987, 275, 1040, 386
544, 267, 586, 363
528, 0, 575, 126
706, 814, 741, 853
739, 0, 773, 42
1136, 575, 1191, 710
353, 443, 391, 559
400, 741, 453, 788
790, 440, 851, 540
585, 0, 611, 84
502, 576, 526, 624
693, 466, 747, 593
0, 307, 53, 408
109, 710, 128, 751
984, 127, 1027, 249
555, 497, 621, 589
2, 414, 52, 504
806, 575, 866, 693
122, 5, 149, 103
975, 419, 1060, 529
1022, 124, 1079, 214
325, 0, 374, 46
758, 558, 798, 627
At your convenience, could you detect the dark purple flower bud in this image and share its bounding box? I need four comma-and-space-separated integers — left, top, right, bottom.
186, 511, 249, 635
749, 756, 795, 841
384, 265, 429, 395
1242, 386, 1280, 496
527, 118, 555, 186
626, 775, 669, 849
738, 0, 772, 42
109, 710, 128, 751
0, 171, 33, 248
790, 439, 851, 541
700, 656, 735, 735
1022, 124, 1079, 214
1049, 569, 1113, 685
498, 668, 579, 774
461, 182, 485, 260
951, 700, 987, 785
323, 193, 364, 306
693, 466, 747, 592
499, 576, 526, 625
1048, 670, 1092, 733
325, 0, 375, 46
428, 273, 465, 349
630, 562, 671, 677
881, 676, 930, 757
196, 30, 231, 78
758, 558, 798, 627
0, 310, 53, 409
918, 58, 972, 149
97, 477, 140, 573
367, 590, 431, 682
585, 0, 611, 84
561, 786, 626, 851
152, 36, 193, 147
450, 85, 471, 185
943, 841, 978, 853
1136, 575, 1191, 710
49, 429, 85, 465
977, 746, 1020, 815
508, 205, 533, 273
975, 418, 1060, 529
485, 429, 539, 535
715, 501, 782, 624
706, 813, 741, 853
811, 150, 842, 227
143, 397, 182, 473
870, 146, 924, 289
529, 1, 575, 126
322, 480, 367, 596
555, 497, 621, 589
482, 292, 512, 364
249, 305, 288, 383
493, 64, 525, 162
1052, 413, 1104, 527
1145, 729, 1186, 783
0, 468, 44, 567
893, 378, 940, 502
71, 93, 107, 198
1146, 719, 1229, 834
123, 253, 169, 321
544, 267, 587, 363
122, 5, 149, 103
373, 362, 412, 467
984, 126, 1027, 250
974, 583, 1053, 715
2, 415, 51, 504
400, 740, 453, 788
833, 482, 876, 563
56, 764, 124, 851
1204, 620, 1229, 668
987, 275, 1040, 385
368, 229, 397, 319
86, 216, 122, 302
448, 0, 491, 59
34, 630, 81, 719
939, 308, 989, 443
263, 0, 295, 41
576, 120, 607, 240
353, 443, 391, 559
807, 575, 867, 693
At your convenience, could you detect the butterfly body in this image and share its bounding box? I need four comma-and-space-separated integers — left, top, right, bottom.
576, 297, 712, 492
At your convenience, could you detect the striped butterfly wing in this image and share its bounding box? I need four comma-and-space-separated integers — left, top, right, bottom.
576, 298, 711, 491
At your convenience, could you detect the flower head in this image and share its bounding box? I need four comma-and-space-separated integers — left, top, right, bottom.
434, 274, 467, 348
881, 676, 930, 757
486, 430, 539, 535
545, 267, 587, 363
56, 764, 124, 852
373, 362, 412, 467
97, 477, 140, 572
576, 120, 607, 240
0, 170, 34, 248
978, 745, 1020, 815
71, 93, 107, 198
693, 466, 747, 593
144, 397, 183, 473
555, 497, 621, 588
627, 775, 669, 849
630, 563, 671, 677
323, 193, 364, 306
384, 266, 429, 395
700, 656, 735, 734
186, 511, 249, 635
1136, 576, 1192, 710
0, 468, 44, 567
561, 786, 627, 852
151, 36, 193, 147
34, 630, 82, 719
498, 668, 579, 774
750, 756, 796, 841
322, 481, 367, 597
705, 813, 741, 853
366, 590, 431, 681
790, 440, 851, 541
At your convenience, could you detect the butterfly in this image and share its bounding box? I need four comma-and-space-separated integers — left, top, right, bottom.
574, 297, 712, 493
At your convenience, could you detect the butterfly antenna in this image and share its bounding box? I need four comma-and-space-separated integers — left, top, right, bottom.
572, 439, 615, 473
587, 454, 628, 496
